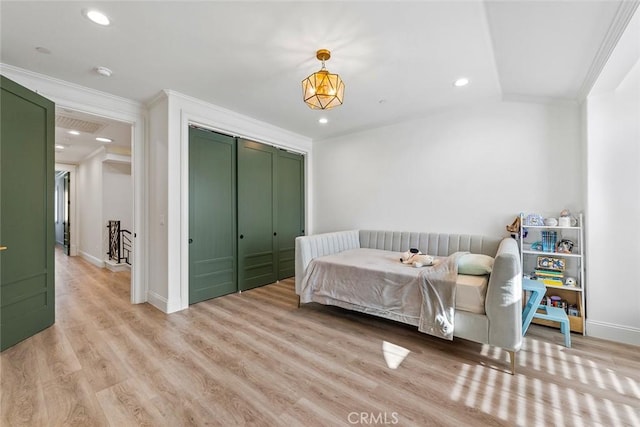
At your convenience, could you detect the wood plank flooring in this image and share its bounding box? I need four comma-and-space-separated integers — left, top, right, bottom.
2, 249, 639, 426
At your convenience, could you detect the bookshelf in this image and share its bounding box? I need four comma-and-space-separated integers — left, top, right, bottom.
519, 213, 585, 334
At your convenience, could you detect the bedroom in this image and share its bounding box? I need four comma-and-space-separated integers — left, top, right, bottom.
1, 1, 639, 425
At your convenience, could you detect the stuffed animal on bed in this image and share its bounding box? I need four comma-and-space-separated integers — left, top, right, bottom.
400, 249, 437, 267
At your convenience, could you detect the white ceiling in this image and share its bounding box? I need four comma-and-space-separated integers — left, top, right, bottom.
0, 1, 635, 143
54, 108, 131, 164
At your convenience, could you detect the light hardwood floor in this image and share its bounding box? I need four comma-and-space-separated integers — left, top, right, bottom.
1, 249, 639, 426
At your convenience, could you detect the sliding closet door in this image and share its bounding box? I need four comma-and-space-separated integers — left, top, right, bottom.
276, 150, 304, 280
237, 139, 277, 291
188, 128, 237, 304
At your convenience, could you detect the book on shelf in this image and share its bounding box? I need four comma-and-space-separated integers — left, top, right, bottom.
534, 269, 564, 278
540, 277, 564, 287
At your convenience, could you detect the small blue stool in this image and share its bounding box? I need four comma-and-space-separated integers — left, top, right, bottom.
533, 305, 571, 348
522, 279, 545, 335
522, 278, 571, 348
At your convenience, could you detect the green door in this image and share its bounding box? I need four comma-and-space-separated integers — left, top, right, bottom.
237, 139, 277, 291
188, 127, 237, 304
276, 150, 304, 280
0, 75, 55, 351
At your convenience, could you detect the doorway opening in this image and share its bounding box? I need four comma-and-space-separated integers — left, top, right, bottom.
54, 170, 71, 255
54, 107, 135, 295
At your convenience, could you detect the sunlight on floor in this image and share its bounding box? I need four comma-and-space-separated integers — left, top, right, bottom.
447, 337, 640, 426
381, 341, 410, 369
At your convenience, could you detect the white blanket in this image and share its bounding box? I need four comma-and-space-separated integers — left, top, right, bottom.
417, 252, 467, 340
299, 248, 464, 340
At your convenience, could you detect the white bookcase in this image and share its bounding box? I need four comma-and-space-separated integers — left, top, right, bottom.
519, 213, 586, 334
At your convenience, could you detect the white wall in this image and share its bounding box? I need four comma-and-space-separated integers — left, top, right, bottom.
77, 149, 104, 266
312, 100, 582, 237
102, 162, 133, 260
585, 10, 640, 345
147, 94, 170, 311
78, 149, 134, 268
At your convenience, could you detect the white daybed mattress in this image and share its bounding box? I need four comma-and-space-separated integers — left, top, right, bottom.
299, 248, 488, 323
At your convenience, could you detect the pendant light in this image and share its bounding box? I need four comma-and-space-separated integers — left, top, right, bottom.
302, 49, 345, 110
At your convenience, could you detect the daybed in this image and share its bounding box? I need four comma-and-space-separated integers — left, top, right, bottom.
295, 230, 522, 373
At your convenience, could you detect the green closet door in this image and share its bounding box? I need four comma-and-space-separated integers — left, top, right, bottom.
1, 76, 55, 351
277, 150, 304, 280
188, 127, 237, 304
237, 139, 276, 291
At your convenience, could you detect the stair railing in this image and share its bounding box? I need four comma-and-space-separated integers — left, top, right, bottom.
107, 220, 132, 265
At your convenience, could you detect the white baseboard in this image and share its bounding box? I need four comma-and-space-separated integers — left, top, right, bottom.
79, 251, 105, 268
165, 299, 185, 314
147, 291, 169, 313
55, 243, 79, 256
586, 319, 640, 346
147, 292, 185, 314
105, 259, 131, 272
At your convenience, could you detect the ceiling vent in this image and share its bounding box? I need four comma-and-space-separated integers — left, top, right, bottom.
55, 115, 105, 134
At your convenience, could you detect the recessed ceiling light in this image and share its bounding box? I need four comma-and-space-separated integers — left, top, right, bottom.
35, 46, 51, 54
55, 145, 65, 150
84, 9, 110, 26
96, 137, 113, 143
68, 130, 80, 135
318, 118, 328, 124
454, 78, 470, 87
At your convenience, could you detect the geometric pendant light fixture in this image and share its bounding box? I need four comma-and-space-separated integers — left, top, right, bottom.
302, 49, 345, 110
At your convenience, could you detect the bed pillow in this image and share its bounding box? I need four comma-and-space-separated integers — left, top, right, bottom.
458, 254, 494, 275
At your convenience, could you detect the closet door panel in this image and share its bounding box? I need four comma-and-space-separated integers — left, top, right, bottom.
188, 128, 237, 304
277, 150, 304, 280
237, 140, 276, 291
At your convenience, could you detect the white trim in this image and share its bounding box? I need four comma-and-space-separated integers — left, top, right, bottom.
103, 153, 132, 165
82, 146, 106, 164
0, 64, 142, 118
578, 0, 640, 99
165, 89, 311, 150
2, 64, 148, 305
146, 291, 169, 313
586, 319, 640, 346
105, 260, 131, 273
502, 93, 579, 107
79, 250, 105, 268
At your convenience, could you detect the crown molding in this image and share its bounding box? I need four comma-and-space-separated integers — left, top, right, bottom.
501, 93, 579, 107
145, 90, 169, 110
577, 1, 640, 100
0, 63, 144, 121
165, 89, 311, 143
80, 145, 106, 164
162, 89, 312, 155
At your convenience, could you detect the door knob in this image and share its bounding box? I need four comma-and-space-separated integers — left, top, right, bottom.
188, 239, 193, 244
239, 234, 244, 239
273, 232, 277, 236
0, 246, 7, 251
